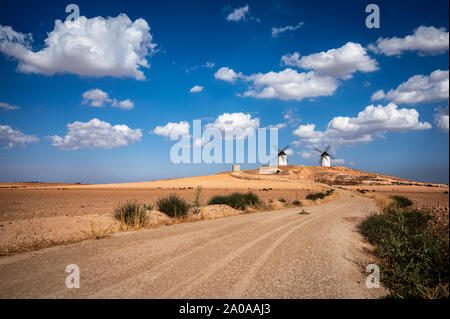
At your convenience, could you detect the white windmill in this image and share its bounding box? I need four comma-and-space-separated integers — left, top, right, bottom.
315, 144, 334, 167
259, 145, 290, 174
277, 145, 289, 166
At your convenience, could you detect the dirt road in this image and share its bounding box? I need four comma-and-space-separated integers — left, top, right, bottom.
0, 190, 387, 298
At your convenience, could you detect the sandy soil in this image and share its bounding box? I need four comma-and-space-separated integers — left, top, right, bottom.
0, 189, 388, 298
0, 167, 447, 255
0, 187, 321, 222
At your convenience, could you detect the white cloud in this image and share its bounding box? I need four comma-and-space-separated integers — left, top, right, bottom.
333, 158, 345, 165
281, 42, 378, 79
194, 136, 211, 147
226, 5, 250, 21
284, 148, 294, 156
0, 14, 156, 80
370, 89, 386, 101
434, 106, 449, 132
219, 43, 378, 101
82, 89, 134, 110
153, 121, 190, 138
271, 22, 304, 38
214, 67, 242, 82
293, 103, 431, 147
371, 69, 449, 105
190, 85, 204, 93
203, 62, 215, 69
298, 150, 315, 159
114, 99, 134, 110
82, 89, 111, 107
48, 118, 142, 150
205, 112, 259, 140
0, 125, 39, 148
0, 102, 20, 110
282, 107, 302, 125
183, 61, 215, 74
368, 26, 449, 56
243, 68, 339, 101
268, 123, 287, 129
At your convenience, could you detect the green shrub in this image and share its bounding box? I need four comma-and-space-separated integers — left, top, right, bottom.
306, 192, 325, 201
292, 200, 302, 207
207, 192, 261, 210
358, 205, 449, 298
390, 195, 413, 208
157, 194, 190, 218
114, 200, 148, 227
278, 198, 286, 203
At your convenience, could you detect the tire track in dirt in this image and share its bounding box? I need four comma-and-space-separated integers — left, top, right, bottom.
84, 208, 308, 298
229, 204, 345, 298
159, 207, 336, 298
40, 209, 299, 298
1, 209, 288, 292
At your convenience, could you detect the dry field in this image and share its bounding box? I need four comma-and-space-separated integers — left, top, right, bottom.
0, 166, 447, 255
0, 170, 330, 254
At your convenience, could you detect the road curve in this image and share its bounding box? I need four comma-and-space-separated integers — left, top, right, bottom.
0, 190, 387, 298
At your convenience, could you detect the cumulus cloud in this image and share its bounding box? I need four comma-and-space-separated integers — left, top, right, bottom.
298, 150, 315, 159
368, 26, 449, 56
371, 69, 449, 105
153, 121, 190, 138
82, 89, 134, 110
226, 5, 250, 21
434, 106, 449, 132
333, 158, 345, 165
218, 43, 378, 101
113, 99, 134, 110
0, 125, 39, 148
189, 85, 204, 93
0, 14, 157, 80
281, 42, 378, 79
205, 112, 259, 140
243, 68, 339, 101
214, 67, 243, 82
370, 89, 386, 101
293, 103, 431, 148
82, 89, 111, 107
48, 118, 142, 150
271, 22, 304, 38
0, 102, 20, 110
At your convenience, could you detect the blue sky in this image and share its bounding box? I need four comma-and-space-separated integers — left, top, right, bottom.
0, 0, 448, 184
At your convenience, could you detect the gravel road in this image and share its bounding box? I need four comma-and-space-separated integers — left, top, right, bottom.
0, 190, 387, 298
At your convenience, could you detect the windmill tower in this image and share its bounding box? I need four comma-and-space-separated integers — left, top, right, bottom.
277, 145, 289, 166
315, 145, 334, 167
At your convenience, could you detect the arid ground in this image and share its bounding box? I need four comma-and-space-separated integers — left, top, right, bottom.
0, 165, 447, 255
0, 166, 448, 298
